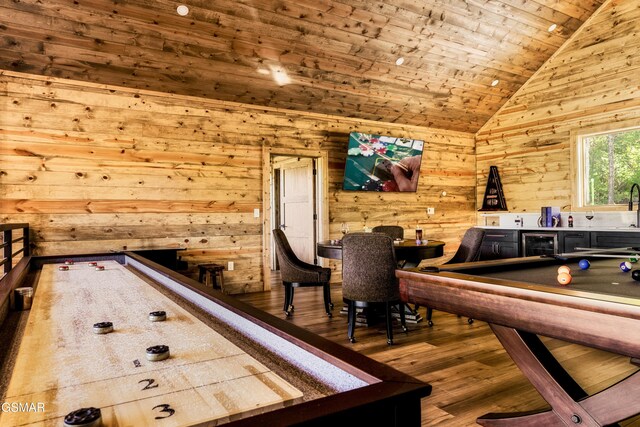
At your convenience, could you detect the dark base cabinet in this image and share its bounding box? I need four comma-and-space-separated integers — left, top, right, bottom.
480, 228, 640, 260
479, 230, 519, 260
558, 231, 590, 253
591, 231, 640, 250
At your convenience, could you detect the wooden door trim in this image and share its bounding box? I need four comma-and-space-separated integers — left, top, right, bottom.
262, 146, 329, 291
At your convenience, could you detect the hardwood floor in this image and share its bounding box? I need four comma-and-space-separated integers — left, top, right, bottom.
234, 273, 640, 426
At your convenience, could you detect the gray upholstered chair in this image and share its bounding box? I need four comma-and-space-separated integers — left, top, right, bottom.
422, 228, 485, 326
372, 225, 404, 240
372, 225, 407, 267
342, 232, 406, 345
272, 229, 333, 318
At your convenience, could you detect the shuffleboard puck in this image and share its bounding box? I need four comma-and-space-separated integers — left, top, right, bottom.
59, 265, 70, 271
146, 345, 170, 361
92, 322, 113, 334
88, 261, 98, 267
63, 407, 102, 427
148, 310, 167, 322
95, 265, 105, 271
64, 259, 74, 265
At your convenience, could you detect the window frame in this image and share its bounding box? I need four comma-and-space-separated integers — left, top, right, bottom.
571, 120, 640, 211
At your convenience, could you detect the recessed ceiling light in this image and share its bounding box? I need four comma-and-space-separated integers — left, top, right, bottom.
395, 57, 405, 66
268, 65, 291, 86
548, 23, 557, 32
176, 5, 189, 16
491, 79, 500, 87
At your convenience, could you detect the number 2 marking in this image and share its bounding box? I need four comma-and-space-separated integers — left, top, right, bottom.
152, 404, 175, 419
138, 378, 159, 391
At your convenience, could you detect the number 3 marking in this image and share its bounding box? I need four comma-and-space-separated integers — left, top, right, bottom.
138, 378, 159, 391
152, 404, 175, 419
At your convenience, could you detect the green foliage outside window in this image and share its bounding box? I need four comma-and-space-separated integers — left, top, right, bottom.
582, 128, 640, 206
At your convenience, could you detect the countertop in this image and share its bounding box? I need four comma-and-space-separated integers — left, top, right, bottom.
478, 226, 640, 232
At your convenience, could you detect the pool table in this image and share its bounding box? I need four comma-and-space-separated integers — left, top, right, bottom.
0, 235, 430, 425
396, 255, 640, 427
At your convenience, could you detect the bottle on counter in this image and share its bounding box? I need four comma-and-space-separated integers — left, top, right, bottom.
568, 214, 574, 228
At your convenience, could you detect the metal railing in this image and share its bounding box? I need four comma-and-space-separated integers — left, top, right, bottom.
1, 223, 30, 278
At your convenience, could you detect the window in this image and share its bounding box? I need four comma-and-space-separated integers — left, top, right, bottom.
576, 126, 640, 207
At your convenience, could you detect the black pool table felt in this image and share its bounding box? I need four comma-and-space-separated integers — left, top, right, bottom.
457, 258, 640, 300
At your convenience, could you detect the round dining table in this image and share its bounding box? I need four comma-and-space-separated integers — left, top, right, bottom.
317, 238, 445, 267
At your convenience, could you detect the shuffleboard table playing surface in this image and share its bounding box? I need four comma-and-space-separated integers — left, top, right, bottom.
1, 260, 302, 426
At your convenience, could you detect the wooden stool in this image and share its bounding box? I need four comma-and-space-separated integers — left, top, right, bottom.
198, 263, 225, 292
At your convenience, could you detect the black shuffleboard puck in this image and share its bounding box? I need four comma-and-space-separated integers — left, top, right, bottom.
92, 322, 114, 334
148, 310, 167, 322
63, 407, 102, 427
146, 345, 170, 361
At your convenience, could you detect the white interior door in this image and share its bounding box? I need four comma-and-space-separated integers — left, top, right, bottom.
278, 157, 315, 264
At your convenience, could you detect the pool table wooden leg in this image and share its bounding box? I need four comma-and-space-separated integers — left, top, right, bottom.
478, 324, 624, 427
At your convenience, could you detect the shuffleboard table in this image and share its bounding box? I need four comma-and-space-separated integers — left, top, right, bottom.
396, 256, 640, 427
0, 245, 430, 426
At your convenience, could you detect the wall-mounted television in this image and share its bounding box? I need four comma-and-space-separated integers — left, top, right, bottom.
342, 132, 424, 192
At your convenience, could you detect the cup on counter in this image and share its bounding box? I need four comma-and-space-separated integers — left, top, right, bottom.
13, 287, 33, 311
416, 228, 423, 245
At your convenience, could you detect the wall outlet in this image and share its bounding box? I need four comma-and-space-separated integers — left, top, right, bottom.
227, 261, 234, 271
427, 207, 435, 215
253, 208, 260, 218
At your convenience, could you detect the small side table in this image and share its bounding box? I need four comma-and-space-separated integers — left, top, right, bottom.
198, 263, 225, 293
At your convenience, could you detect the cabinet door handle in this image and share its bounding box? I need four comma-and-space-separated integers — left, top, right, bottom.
487, 234, 507, 238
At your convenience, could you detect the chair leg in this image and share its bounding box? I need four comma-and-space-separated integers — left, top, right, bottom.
283, 283, 294, 317
385, 302, 394, 345
426, 307, 434, 327
399, 304, 407, 333
322, 284, 332, 317
347, 301, 356, 343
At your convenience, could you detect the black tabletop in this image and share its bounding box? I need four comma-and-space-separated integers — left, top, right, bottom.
317, 238, 445, 262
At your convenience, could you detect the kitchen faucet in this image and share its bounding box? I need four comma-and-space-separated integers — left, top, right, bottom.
629, 183, 640, 227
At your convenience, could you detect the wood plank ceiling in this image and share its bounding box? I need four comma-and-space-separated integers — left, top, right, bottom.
0, 0, 604, 133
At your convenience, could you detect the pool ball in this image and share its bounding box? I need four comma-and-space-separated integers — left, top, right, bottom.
620, 261, 632, 272
632, 270, 640, 282
630, 255, 639, 263
557, 265, 571, 275
557, 272, 572, 285
578, 259, 590, 270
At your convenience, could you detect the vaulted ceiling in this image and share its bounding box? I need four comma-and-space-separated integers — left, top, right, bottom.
1, 0, 605, 133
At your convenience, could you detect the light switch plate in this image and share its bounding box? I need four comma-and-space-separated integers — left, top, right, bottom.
228, 261, 234, 271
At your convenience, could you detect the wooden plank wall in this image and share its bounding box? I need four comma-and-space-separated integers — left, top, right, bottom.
0, 71, 476, 293
476, 0, 640, 214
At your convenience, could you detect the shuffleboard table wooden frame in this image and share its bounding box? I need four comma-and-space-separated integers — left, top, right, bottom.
396, 257, 640, 427
0, 224, 431, 426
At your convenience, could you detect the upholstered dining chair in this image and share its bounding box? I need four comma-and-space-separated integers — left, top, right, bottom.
422, 228, 486, 326
272, 229, 333, 318
342, 232, 407, 345
372, 225, 407, 268
372, 225, 404, 240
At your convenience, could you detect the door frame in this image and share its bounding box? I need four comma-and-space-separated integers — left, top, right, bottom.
261, 146, 329, 291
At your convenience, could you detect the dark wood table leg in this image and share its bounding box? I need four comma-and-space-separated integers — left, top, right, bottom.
478, 324, 640, 427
